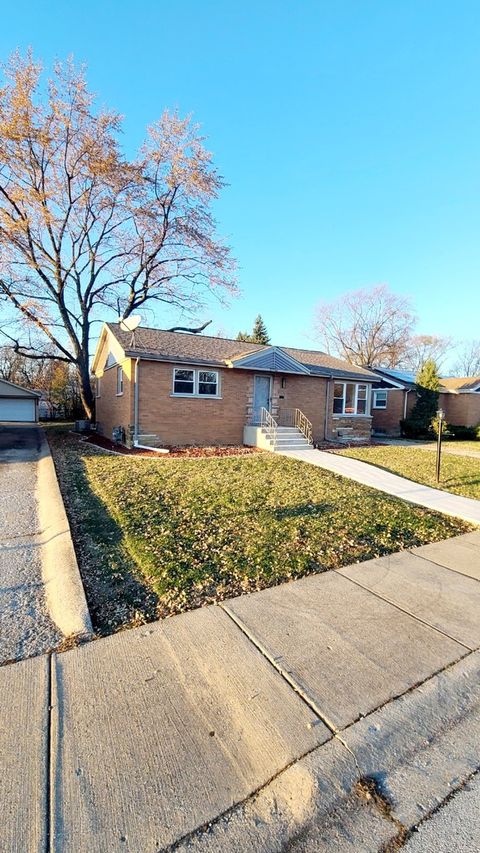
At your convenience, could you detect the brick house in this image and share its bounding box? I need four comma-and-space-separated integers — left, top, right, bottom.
92, 323, 379, 448
440, 377, 480, 427
371, 368, 480, 435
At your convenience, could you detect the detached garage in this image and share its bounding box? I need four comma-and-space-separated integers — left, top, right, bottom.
0, 379, 40, 422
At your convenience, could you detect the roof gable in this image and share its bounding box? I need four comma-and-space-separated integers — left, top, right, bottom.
227, 346, 310, 374
0, 378, 41, 397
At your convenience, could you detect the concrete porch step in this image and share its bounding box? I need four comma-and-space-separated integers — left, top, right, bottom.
274, 444, 314, 451
273, 438, 312, 448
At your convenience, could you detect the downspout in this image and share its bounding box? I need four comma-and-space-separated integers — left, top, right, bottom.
134, 357, 140, 445
403, 389, 410, 420
132, 357, 169, 454
324, 375, 333, 440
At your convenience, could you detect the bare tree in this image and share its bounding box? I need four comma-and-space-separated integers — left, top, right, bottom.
0, 53, 237, 417
313, 284, 416, 368
453, 339, 480, 376
399, 335, 453, 373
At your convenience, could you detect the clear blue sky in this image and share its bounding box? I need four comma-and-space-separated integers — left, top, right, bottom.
2, 1, 479, 355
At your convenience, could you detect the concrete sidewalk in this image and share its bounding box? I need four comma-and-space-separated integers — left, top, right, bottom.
279, 447, 480, 524
1, 531, 479, 851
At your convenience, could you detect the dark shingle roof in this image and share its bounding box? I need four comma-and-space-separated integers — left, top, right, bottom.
106, 323, 379, 381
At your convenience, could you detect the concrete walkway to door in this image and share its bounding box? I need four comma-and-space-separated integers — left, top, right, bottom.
278, 448, 480, 525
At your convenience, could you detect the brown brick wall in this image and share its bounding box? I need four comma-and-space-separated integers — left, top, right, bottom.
440, 392, 480, 427
275, 375, 328, 443
371, 389, 404, 435
137, 361, 252, 446
95, 358, 134, 440
371, 389, 415, 435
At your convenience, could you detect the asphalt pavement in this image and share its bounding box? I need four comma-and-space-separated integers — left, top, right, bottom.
404, 773, 480, 852
0, 424, 62, 664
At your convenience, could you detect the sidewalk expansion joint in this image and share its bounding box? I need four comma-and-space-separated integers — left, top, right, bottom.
406, 549, 480, 584
163, 739, 329, 852
220, 602, 340, 736
45, 652, 53, 853
334, 569, 475, 651
403, 767, 480, 842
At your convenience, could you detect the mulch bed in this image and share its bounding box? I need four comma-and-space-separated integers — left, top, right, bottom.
82, 433, 262, 458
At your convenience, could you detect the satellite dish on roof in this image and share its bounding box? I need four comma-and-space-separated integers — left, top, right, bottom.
119, 315, 141, 333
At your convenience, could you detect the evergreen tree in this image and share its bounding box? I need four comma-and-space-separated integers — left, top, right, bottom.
408, 358, 440, 433
236, 315, 270, 345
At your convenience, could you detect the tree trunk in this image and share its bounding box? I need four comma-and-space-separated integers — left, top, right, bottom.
77, 360, 94, 420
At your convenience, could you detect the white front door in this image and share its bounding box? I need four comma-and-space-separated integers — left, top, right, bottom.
252, 375, 271, 424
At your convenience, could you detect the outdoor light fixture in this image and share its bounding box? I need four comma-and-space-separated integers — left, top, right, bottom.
281, 377, 286, 388
436, 408, 445, 483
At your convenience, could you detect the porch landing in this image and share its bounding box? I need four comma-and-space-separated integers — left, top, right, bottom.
277, 447, 480, 525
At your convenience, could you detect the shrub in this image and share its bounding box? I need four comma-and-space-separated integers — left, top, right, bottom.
408, 359, 441, 434
442, 423, 478, 440
400, 418, 434, 439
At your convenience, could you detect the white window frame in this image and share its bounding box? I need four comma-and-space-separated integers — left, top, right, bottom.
116, 366, 123, 396
172, 367, 220, 398
332, 382, 370, 416
373, 389, 388, 409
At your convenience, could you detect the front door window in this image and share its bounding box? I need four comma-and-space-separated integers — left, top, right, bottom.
252, 375, 271, 424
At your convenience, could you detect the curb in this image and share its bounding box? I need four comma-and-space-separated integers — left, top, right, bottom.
36, 431, 93, 640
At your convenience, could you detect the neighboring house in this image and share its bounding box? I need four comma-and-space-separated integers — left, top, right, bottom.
0, 379, 40, 423
92, 323, 380, 447
440, 377, 480, 427
371, 368, 480, 435
37, 392, 65, 420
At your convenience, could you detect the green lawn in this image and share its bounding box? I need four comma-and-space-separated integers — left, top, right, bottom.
80, 449, 469, 619
339, 446, 480, 500
422, 440, 480, 454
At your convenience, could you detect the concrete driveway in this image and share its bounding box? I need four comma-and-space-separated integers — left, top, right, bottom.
0, 424, 62, 663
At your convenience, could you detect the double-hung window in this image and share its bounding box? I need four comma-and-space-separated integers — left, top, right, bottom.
373, 390, 388, 409
333, 382, 369, 415
173, 369, 195, 395
173, 368, 219, 397
198, 371, 218, 395
116, 366, 123, 395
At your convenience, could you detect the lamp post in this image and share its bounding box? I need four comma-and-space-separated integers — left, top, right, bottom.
436, 408, 445, 483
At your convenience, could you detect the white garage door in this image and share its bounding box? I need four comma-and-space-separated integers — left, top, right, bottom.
0, 398, 36, 422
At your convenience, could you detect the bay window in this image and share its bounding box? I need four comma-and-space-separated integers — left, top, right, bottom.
333, 382, 369, 416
